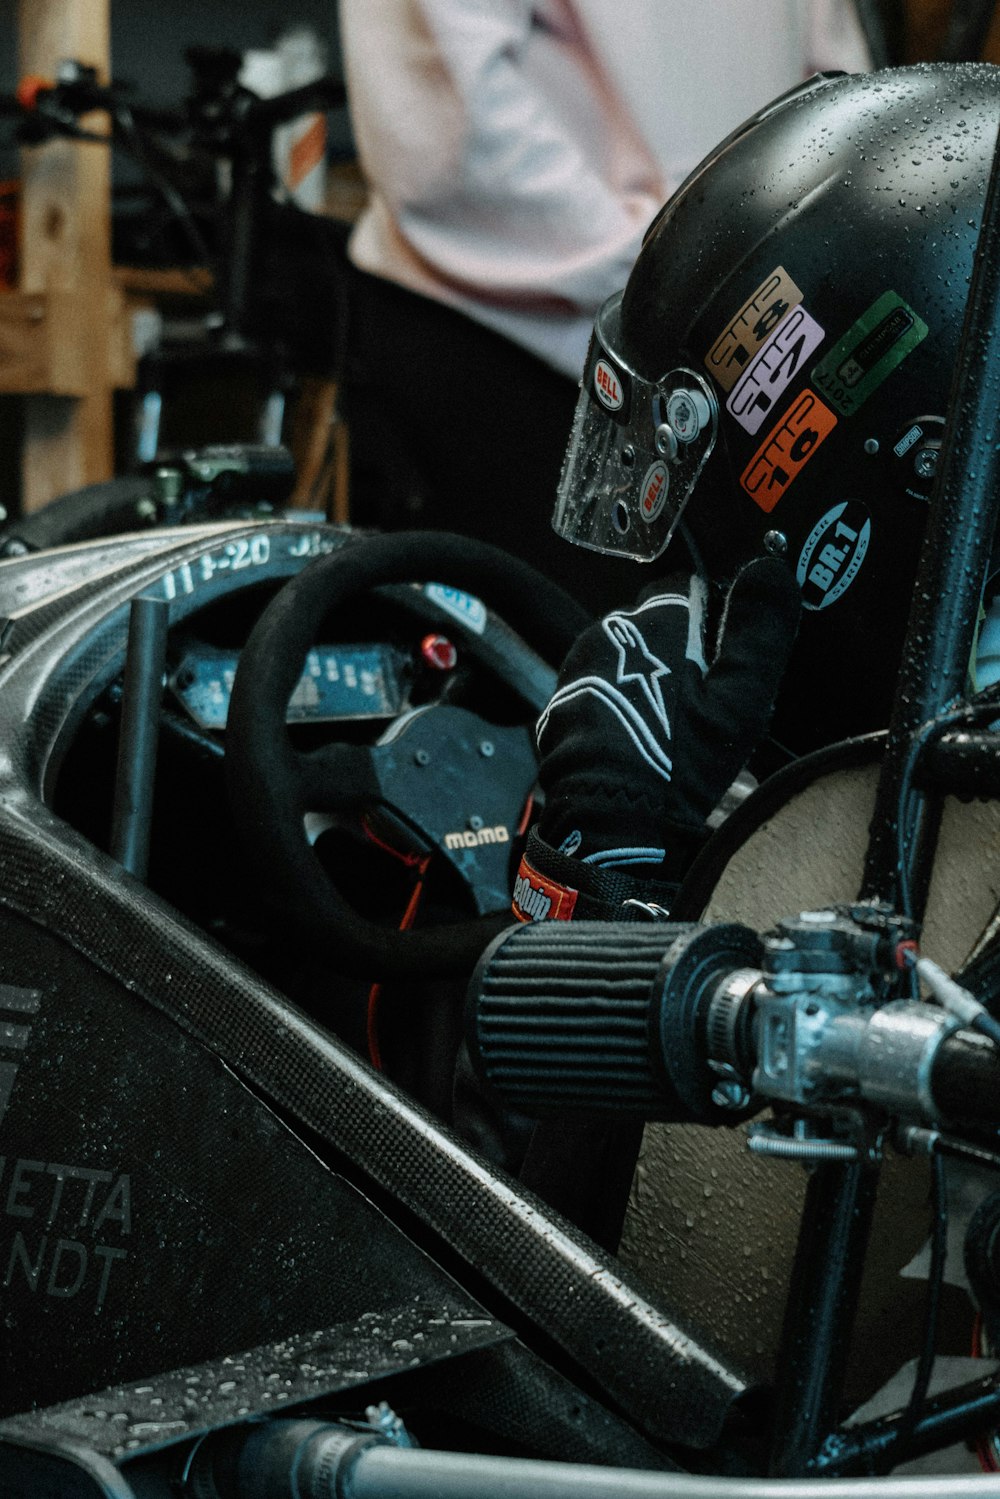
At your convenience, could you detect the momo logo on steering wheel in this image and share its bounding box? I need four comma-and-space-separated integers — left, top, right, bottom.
444, 824, 510, 850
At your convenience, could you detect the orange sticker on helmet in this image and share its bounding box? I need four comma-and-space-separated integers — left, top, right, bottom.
705, 267, 804, 392
739, 389, 837, 512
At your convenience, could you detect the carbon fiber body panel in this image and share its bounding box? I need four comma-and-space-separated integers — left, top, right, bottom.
0, 522, 744, 1449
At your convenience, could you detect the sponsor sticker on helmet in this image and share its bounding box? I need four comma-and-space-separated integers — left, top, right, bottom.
666, 388, 711, 442
705, 267, 803, 393
812, 291, 928, 417
796, 500, 871, 611
726, 306, 826, 435
740, 389, 838, 512
639, 461, 670, 523
594, 357, 626, 411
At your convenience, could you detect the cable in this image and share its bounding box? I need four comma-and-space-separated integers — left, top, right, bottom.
910, 952, 1000, 1051
364, 854, 431, 1071
895, 701, 966, 922
895, 688, 1000, 923
893, 1150, 949, 1465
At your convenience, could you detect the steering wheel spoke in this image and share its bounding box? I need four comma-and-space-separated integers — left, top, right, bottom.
296, 739, 380, 814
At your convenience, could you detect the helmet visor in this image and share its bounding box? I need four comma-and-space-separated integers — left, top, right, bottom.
552, 292, 718, 562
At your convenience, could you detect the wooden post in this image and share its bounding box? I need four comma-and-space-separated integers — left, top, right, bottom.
18, 0, 114, 511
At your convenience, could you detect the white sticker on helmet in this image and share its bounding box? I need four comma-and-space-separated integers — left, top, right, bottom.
727, 306, 826, 435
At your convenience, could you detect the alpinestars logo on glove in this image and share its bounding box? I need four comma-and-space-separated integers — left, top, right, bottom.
536, 589, 708, 784
512, 856, 578, 923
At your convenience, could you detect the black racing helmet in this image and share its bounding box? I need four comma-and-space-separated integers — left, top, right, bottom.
554, 63, 1000, 754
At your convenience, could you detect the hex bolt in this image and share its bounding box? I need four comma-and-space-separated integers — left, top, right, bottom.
711, 1080, 751, 1111
654, 422, 679, 462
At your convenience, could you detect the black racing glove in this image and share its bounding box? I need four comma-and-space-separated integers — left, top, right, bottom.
511, 557, 801, 923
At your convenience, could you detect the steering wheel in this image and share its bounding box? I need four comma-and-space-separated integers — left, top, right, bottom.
224, 531, 590, 978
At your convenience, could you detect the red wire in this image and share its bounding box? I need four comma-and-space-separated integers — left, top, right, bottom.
361, 814, 428, 867
362, 791, 530, 1068
365, 854, 430, 1071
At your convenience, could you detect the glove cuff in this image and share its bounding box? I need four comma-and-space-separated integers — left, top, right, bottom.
512, 827, 679, 924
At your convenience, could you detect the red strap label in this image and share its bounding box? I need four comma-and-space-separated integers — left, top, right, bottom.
511, 856, 578, 923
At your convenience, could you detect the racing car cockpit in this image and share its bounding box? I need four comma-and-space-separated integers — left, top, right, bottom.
4, 58, 1000, 1499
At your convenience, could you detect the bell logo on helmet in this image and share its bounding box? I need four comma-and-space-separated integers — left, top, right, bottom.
796, 501, 871, 611
594, 359, 624, 411
639, 462, 669, 523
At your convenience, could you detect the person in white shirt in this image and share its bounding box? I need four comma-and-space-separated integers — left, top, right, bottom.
338, 1, 871, 611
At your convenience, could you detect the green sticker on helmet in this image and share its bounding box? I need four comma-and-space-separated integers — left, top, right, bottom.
811, 291, 928, 417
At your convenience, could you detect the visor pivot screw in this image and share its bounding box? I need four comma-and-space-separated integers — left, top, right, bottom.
913, 445, 939, 481
666, 389, 711, 443
654, 423, 679, 462
620, 444, 636, 469
763, 530, 788, 557
479, 740, 495, 758
863, 438, 880, 456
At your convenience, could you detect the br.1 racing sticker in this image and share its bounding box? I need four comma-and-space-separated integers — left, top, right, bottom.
796, 500, 871, 611
740, 389, 838, 512
705, 267, 804, 393
812, 291, 928, 417
726, 306, 825, 435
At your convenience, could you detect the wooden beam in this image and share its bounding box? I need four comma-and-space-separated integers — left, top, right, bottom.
18, 0, 113, 511
0, 286, 131, 395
